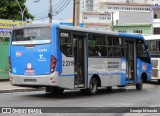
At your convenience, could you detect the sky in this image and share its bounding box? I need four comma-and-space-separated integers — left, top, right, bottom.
25, 0, 73, 23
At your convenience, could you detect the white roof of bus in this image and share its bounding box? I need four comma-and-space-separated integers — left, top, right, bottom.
144, 34, 160, 40
13, 23, 118, 36
59, 25, 118, 35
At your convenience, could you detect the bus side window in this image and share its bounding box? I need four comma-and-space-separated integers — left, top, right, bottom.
99, 46, 107, 56
60, 44, 72, 56
107, 37, 112, 46
88, 34, 107, 57
108, 47, 113, 56
59, 30, 72, 56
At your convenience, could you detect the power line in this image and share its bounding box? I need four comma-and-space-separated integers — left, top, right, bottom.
53, 0, 71, 16
33, 0, 65, 17
33, 0, 72, 21
52, 0, 66, 13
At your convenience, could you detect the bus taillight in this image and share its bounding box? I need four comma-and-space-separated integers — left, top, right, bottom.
50, 55, 56, 74
8, 56, 12, 73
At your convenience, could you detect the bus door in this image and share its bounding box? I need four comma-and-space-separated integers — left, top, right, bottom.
125, 40, 136, 83
73, 35, 86, 88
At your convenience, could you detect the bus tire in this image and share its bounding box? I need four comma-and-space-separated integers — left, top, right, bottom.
88, 78, 98, 95
136, 78, 143, 90
158, 80, 160, 83
46, 87, 64, 95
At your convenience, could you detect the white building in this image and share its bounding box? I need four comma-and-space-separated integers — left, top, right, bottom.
113, 11, 153, 25
81, 1, 160, 32
81, 3, 154, 29
82, 0, 94, 12
95, 2, 152, 13
82, 12, 111, 30
94, 0, 160, 5
82, 0, 160, 12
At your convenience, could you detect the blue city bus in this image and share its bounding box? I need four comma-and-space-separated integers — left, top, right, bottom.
9, 24, 152, 95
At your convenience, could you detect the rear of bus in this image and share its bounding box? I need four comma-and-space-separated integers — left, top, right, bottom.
9, 24, 61, 87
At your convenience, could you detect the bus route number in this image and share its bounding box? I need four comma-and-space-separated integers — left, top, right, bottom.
63, 61, 74, 66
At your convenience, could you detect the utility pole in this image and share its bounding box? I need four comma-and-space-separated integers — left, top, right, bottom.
111, 12, 114, 31
49, 0, 52, 23
73, 0, 80, 26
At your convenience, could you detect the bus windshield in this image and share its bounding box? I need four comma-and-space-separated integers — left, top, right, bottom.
12, 27, 51, 45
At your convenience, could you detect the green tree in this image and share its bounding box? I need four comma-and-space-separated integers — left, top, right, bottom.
0, 0, 34, 21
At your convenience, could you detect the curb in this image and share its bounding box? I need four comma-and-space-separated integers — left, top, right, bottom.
0, 88, 45, 93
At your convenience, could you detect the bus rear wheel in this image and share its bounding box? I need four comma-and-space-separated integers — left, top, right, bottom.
88, 78, 98, 95
136, 78, 143, 90
46, 87, 64, 95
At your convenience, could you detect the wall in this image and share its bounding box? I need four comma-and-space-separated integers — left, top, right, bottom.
113, 24, 152, 35
117, 11, 152, 24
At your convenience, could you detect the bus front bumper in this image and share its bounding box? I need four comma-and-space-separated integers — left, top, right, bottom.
9, 72, 60, 87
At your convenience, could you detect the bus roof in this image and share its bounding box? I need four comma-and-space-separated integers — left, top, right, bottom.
119, 32, 144, 40
12, 23, 52, 30
13, 23, 118, 36
144, 35, 160, 40
59, 25, 117, 35
13, 23, 145, 41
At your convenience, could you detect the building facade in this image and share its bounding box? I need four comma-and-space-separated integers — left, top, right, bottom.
82, 12, 111, 30
113, 24, 152, 35
81, 0, 160, 12
82, 0, 94, 12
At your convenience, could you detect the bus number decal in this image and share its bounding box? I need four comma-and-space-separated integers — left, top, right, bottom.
63, 61, 74, 66
38, 49, 47, 52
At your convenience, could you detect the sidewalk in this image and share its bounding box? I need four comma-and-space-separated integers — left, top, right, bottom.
0, 80, 44, 93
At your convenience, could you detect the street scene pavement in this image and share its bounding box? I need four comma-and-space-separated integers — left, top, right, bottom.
0, 80, 42, 93
0, 81, 160, 115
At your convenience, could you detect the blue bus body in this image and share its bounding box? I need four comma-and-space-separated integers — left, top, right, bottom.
9, 24, 152, 94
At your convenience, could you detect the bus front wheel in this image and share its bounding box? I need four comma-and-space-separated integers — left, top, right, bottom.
136, 78, 143, 90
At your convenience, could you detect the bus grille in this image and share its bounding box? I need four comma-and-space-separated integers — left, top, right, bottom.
152, 69, 158, 78
152, 60, 158, 68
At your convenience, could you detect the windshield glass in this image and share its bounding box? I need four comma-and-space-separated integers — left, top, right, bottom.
12, 27, 51, 45
147, 40, 160, 56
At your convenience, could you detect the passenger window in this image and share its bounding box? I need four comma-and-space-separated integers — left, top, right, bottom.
107, 36, 122, 46
59, 30, 72, 56
88, 34, 107, 57
107, 36, 123, 57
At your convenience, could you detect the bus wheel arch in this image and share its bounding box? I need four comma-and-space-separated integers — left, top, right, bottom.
141, 72, 147, 83
87, 74, 101, 95
136, 72, 147, 90
91, 74, 101, 87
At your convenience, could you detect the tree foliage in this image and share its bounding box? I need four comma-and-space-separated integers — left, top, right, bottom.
0, 0, 34, 21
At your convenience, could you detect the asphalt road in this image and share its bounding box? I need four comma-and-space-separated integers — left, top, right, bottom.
0, 81, 160, 115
